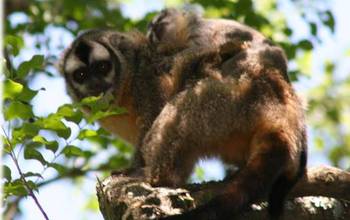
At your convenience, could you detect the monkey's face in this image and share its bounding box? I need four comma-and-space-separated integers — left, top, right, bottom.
60, 30, 131, 101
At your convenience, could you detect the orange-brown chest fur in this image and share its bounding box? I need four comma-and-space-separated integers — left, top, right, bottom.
98, 91, 139, 146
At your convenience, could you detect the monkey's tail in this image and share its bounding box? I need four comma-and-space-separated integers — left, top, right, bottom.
268, 139, 308, 220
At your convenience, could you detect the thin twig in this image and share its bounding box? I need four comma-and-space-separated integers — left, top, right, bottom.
2, 127, 50, 220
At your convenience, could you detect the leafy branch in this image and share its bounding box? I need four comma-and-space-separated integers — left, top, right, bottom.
2, 127, 50, 220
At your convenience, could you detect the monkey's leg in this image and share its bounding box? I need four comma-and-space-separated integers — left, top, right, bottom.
110, 123, 156, 177
141, 79, 236, 187
141, 102, 199, 187
162, 131, 300, 220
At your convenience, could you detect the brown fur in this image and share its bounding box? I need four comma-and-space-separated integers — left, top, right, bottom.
61, 9, 307, 219
99, 93, 139, 145
145, 9, 307, 219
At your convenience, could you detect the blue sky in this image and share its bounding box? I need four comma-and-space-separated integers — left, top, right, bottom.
5, 0, 350, 219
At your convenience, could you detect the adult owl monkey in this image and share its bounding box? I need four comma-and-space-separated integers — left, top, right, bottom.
146, 8, 307, 220
59, 8, 307, 220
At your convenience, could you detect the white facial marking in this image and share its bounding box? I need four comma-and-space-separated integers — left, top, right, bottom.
89, 42, 110, 63
65, 54, 85, 74
90, 42, 115, 83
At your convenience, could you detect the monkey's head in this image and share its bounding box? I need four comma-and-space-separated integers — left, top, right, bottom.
59, 29, 147, 102
147, 8, 201, 53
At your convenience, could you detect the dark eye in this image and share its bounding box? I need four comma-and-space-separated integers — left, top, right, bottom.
72, 68, 88, 84
93, 60, 111, 76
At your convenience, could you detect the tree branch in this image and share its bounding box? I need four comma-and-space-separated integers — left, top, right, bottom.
290, 166, 350, 200
96, 165, 350, 220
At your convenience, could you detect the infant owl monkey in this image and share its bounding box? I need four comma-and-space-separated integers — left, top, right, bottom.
60, 8, 307, 220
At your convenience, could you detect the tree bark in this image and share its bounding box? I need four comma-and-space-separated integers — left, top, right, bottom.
96, 165, 350, 220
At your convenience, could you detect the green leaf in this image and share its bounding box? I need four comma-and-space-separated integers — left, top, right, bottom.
78, 129, 98, 140
309, 22, 317, 36
57, 104, 83, 123
86, 107, 127, 123
194, 166, 206, 181
83, 150, 94, 159
326, 108, 339, 122
329, 147, 344, 165
314, 137, 324, 150
283, 27, 292, 36
31, 55, 45, 67
80, 95, 103, 105
5, 35, 24, 56
63, 145, 84, 157
48, 163, 67, 175
35, 115, 71, 138
112, 139, 133, 154
296, 51, 312, 76
3, 142, 13, 154
97, 127, 110, 136
4, 101, 34, 120
17, 55, 44, 79
80, 93, 115, 112
4, 79, 38, 102
3, 79, 23, 100
101, 155, 129, 170
57, 104, 74, 116
12, 123, 40, 144
4, 180, 28, 197
298, 39, 313, 50
323, 10, 335, 33
3, 79, 38, 102
84, 196, 99, 211
17, 86, 38, 102
32, 135, 59, 153
23, 172, 43, 179
3, 165, 12, 182
324, 61, 335, 76
26, 180, 39, 192
24, 147, 47, 165
17, 62, 33, 79
79, 94, 126, 123
80, 95, 107, 113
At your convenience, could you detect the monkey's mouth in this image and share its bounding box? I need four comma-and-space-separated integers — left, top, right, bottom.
84, 80, 112, 96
